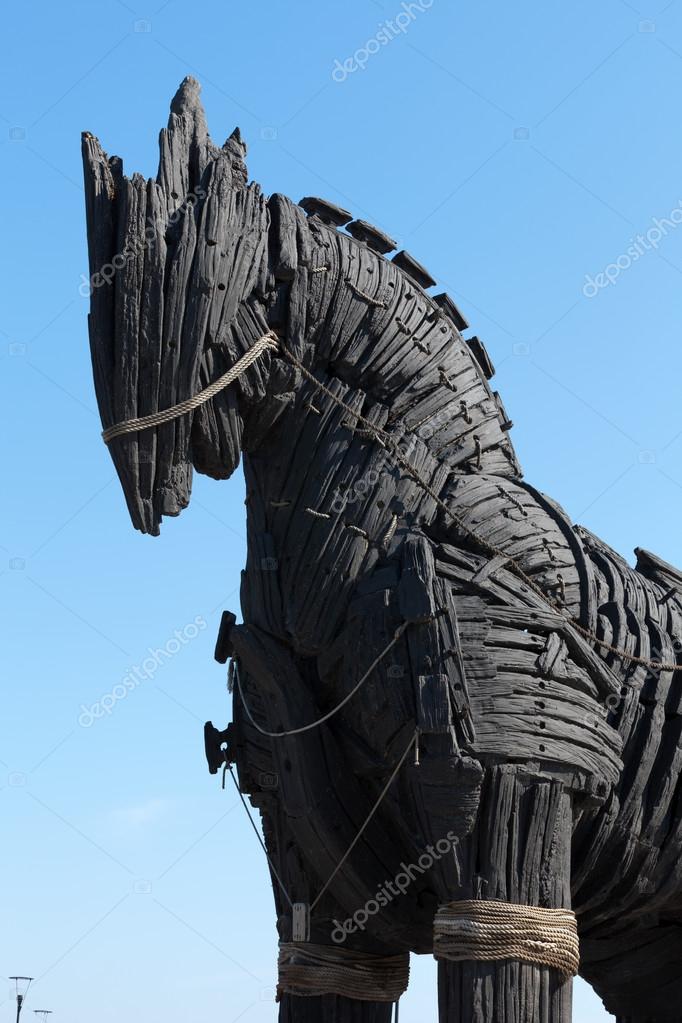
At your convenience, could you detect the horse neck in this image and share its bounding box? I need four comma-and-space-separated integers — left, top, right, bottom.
237, 200, 523, 648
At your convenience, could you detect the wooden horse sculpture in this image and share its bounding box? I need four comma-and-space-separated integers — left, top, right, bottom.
82, 78, 682, 1023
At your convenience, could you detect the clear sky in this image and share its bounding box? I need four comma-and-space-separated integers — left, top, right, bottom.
2, 1, 682, 1020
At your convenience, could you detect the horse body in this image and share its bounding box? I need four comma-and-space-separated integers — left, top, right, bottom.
82, 78, 682, 1022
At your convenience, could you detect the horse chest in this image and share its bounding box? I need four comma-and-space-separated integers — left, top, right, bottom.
243, 435, 403, 652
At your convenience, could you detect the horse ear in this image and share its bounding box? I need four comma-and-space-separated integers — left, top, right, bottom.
157, 81, 249, 201
223, 126, 248, 188
157, 76, 220, 205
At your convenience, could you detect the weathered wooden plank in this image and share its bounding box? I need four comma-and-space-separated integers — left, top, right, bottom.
269, 193, 299, 281
81, 132, 116, 425
398, 536, 438, 623
346, 219, 396, 254
391, 250, 436, 288
299, 196, 352, 226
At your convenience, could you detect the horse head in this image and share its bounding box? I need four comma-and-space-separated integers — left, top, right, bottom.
82, 76, 276, 535
83, 78, 523, 544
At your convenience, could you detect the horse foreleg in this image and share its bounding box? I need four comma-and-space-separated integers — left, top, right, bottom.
279, 995, 394, 1023
256, 796, 400, 1023
436, 766, 575, 1023
251, 796, 401, 1023
438, 958, 572, 1023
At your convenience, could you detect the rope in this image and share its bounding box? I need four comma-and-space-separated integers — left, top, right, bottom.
234, 623, 408, 738
434, 900, 579, 977
276, 344, 681, 675
277, 943, 410, 1002
226, 765, 294, 909
345, 280, 387, 308
101, 332, 278, 443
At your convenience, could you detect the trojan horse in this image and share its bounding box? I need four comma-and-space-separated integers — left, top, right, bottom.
82, 78, 682, 1023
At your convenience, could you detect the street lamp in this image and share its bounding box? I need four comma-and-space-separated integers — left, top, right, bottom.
9, 977, 33, 1023
34, 1013, 53, 1022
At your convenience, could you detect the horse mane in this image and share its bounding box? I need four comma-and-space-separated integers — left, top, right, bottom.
263, 190, 521, 484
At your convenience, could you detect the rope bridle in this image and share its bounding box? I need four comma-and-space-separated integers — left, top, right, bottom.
100, 329, 681, 675
100, 332, 279, 443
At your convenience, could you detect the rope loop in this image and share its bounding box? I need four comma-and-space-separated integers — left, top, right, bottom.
434, 900, 580, 977
278, 943, 410, 1002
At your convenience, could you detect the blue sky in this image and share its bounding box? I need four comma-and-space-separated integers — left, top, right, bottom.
3, 1, 682, 1020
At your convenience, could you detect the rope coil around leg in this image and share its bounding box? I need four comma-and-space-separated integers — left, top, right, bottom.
433, 900, 580, 977
277, 942, 410, 1002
